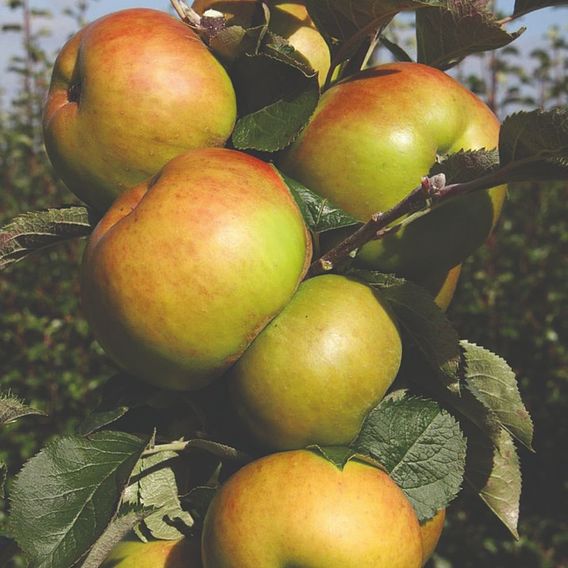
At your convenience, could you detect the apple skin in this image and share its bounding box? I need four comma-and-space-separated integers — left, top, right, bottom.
420, 264, 462, 312
227, 274, 402, 450
202, 450, 423, 568
280, 62, 507, 279
43, 8, 237, 211
102, 537, 201, 567
192, 0, 330, 85
81, 147, 311, 391
420, 509, 446, 565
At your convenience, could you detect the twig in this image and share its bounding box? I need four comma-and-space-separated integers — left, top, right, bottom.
308, 166, 511, 278
497, 15, 514, 26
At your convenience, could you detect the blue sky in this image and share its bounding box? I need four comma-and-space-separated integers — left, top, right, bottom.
0, 0, 566, 100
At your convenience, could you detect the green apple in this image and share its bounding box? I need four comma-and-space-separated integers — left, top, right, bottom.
281, 62, 507, 278
43, 8, 237, 211
192, 0, 330, 85
420, 508, 446, 565
267, 2, 331, 86
202, 449, 423, 567
227, 274, 402, 450
81, 148, 311, 391
102, 537, 201, 567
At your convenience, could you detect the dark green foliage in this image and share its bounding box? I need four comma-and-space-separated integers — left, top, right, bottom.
0, 3, 113, 558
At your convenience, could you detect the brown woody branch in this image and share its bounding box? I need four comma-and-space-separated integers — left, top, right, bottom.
307, 167, 511, 278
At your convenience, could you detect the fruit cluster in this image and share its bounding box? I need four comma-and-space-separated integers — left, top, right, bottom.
41, 4, 505, 567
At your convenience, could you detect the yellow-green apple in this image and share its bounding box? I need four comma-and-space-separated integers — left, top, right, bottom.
102, 537, 201, 567
280, 62, 507, 278
227, 274, 401, 450
192, 0, 330, 85
420, 264, 462, 312
43, 8, 237, 211
81, 148, 311, 391
420, 508, 446, 565
202, 449, 423, 567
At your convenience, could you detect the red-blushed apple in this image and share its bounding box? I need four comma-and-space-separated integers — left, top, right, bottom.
420, 508, 446, 565
81, 148, 311, 391
43, 8, 237, 211
102, 537, 201, 567
201, 449, 423, 567
227, 274, 402, 450
192, 0, 330, 85
280, 62, 507, 278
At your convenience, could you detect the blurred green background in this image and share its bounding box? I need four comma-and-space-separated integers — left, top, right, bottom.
0, 1, 566, 567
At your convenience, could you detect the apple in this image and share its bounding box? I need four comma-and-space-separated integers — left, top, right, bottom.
420, 264, 462, 312
102, 537, 201, 567
280, 62, 507, 279
227, 274, 402, 450
202, 449, 423, 567
43, 8, 237, 211
81, 147, 311, 391
420, 509, 446, 565
192, 0, 330, 85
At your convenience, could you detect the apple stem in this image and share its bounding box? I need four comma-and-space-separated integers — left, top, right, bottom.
169, 0, 202, 27
142, 439, 252, 464
307, 168, 510, 278
169, 0, 227, 43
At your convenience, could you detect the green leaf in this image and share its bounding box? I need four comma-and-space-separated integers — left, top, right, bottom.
430, 149, 500, 183
308, 446, 354, 469
0, 206, 95, 270
183, 486, 218, 523
416, 1, 524, 70
209, 21, 269, 64
0, 463, 6, 502
209, 25, 250, 61
79, 506, 150, 568
78, 407, 130, 437
231, 32, 320, 152
353, 393, 466, 521
408, 342, 533, 454
0, 393, 45, 426
349, 270, 406, 288
462, 341, 534, 451
262, 31, 318, 76
282, 172, 360, 234
465, 428, 521, 538
305, 0, 446, 67
128, 451, 194, 541
499, 108, 568, 181
8, 431, 150, 568
77, 374, 160, 436
377, 34, 414, 62
232, 84, 319, 151
361, 272, 462, 391
0, 537, 19, 567
421, 365, 503, 446
204, 1, 269, 62
513, 0, 568, 17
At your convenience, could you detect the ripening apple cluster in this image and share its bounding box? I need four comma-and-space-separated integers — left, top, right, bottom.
41, 3, 505, 567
